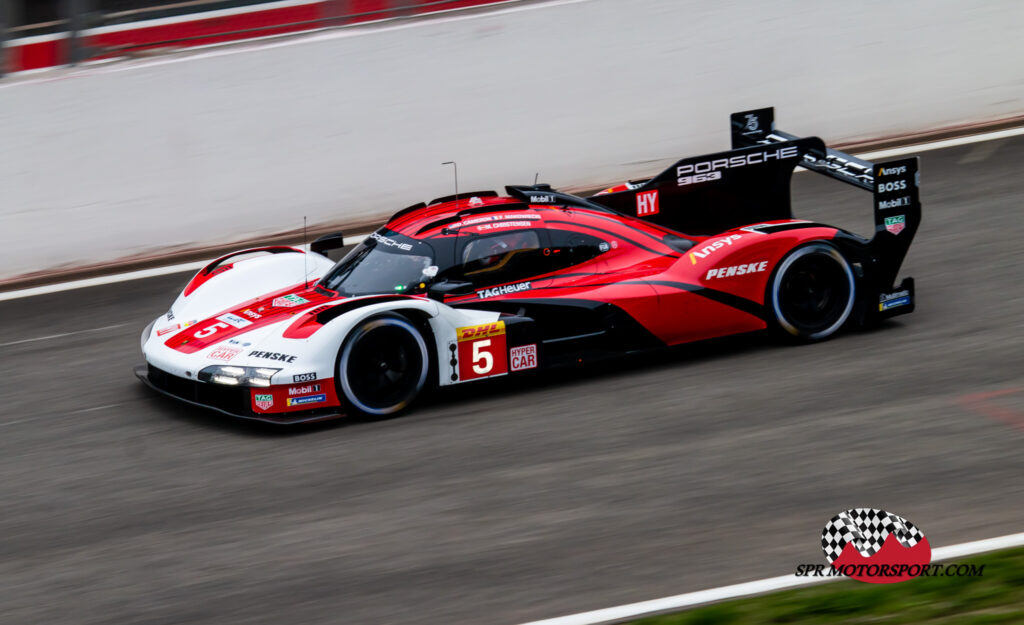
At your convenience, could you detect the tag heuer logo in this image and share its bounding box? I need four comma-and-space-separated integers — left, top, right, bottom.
254, 394, 274, 410
884, 215, 906, 235
272, 294, 308, 308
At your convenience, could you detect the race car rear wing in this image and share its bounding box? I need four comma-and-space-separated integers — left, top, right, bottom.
729, 107, 920, 294
587, 107, 921, 307
730, 107, 877, 190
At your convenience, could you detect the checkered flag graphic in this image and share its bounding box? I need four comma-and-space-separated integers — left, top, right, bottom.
821, 508, 925, 564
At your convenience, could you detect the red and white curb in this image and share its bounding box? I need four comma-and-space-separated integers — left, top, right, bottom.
520, 531, 1024, 625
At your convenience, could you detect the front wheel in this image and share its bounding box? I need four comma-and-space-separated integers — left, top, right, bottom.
337, 314, 430, 417
769, 242, 855, 341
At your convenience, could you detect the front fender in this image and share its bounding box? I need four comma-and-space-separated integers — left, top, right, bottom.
169, 247, 334, 323
274, 297, 502, 388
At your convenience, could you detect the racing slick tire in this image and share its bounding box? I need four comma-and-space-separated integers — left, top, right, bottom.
769, 242, 855, 342
336, 314, 430, 417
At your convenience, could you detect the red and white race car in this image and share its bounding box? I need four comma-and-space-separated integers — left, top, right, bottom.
138, 107, 920, 423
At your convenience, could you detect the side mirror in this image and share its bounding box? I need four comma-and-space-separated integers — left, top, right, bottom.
427, 280, 475, 301
310, 232, 345, 258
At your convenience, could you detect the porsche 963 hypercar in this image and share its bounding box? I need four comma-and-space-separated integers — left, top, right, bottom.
138, 108, 920, 423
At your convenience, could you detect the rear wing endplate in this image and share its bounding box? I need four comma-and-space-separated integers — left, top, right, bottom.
730, 107, 921, 294
587, 107, 921, 311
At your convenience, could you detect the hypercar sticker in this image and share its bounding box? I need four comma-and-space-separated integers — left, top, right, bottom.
510, 344, 538, 371
208, 347, 242, 361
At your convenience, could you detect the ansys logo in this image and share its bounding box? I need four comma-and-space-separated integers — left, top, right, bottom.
822, 508, 930, 583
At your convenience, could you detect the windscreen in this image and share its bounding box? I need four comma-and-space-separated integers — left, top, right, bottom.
320, 231, 437, 296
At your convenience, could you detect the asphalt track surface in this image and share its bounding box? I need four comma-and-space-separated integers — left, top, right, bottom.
2, 137, 1023, 625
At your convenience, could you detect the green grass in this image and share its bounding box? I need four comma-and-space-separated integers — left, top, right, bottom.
630, 547, 1024, 625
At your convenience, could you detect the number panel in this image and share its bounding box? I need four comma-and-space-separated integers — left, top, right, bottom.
455, 321, 508, 381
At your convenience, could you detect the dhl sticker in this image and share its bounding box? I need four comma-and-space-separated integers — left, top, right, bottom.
456, 321, 506, 342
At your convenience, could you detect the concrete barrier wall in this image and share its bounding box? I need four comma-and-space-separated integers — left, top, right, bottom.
2, 0, 1023, 280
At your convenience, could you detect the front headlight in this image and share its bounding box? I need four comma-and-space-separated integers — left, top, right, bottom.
199, 365, 281, 387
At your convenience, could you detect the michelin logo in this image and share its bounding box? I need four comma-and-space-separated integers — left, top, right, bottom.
879, 290, 911, 311
286, 394, 327, 407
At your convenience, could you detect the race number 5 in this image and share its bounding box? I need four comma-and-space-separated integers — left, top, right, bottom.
456, 321, 508, 381
195, 321, 230, 338
472, 339, 494, 374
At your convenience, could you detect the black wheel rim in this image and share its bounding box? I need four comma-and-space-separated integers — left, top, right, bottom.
345, 323, 425, 412
777, 253, 851, 334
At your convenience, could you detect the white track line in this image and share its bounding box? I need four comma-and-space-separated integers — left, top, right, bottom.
520, 531, 1024, 625
0, 323, 128, 347
0, 262, 209, 302
0, 234, 369, 302
855, 125, 1024, 161
3, 124, 1023, 303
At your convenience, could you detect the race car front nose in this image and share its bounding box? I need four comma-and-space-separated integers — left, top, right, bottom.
140, 319, 157, 351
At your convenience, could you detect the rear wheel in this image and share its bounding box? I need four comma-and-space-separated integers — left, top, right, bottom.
337, 314, 430, 417
769, 242, 855, 341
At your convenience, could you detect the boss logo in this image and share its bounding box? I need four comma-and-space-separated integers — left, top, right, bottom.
877, 180, 907, 193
